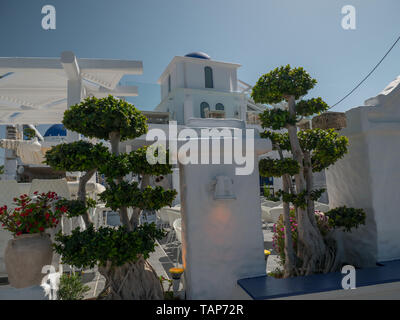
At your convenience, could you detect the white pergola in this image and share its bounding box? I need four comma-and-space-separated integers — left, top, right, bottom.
0, 51, 143, 125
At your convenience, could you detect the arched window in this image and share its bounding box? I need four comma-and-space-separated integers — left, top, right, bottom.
200, 102, 210, 118
204, 66, 213, 89
215, 103, 224, 111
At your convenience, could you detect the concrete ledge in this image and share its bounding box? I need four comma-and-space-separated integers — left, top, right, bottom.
238, 260, 400, 300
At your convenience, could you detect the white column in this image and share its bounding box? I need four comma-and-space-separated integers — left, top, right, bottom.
61, 51, 81, 142
178, 124, 271, 299
240, 98, 247, 121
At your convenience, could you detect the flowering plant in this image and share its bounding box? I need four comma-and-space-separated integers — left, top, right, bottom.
0, 191, 68, 237
272, 209, 331, 266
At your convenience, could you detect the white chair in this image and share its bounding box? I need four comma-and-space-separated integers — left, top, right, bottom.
269, 206, 284, 224
261, 205, 272, 223
165, 208, 181, 243
173, 218, 182, 267
157, 208, 171, 228
0, 180, 21, 274
166, 209, 181, 228
261, 200, 282, 208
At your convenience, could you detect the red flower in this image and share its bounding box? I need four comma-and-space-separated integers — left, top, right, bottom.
33, 191, 38, 195
16, 231, 22, 236
39, 227, 44, 232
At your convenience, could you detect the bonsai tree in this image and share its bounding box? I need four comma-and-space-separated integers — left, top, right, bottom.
45, 140, 109, 225
52, 95, 176, 300
253, 65, 365, 277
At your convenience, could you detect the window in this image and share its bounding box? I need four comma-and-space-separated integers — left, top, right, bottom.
168, 75, 171, 93
204, 66, 213, 88
215, 103, 224, 111
200, 102, 210, 118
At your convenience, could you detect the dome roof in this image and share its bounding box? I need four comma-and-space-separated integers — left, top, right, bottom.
184, 52, 211, 60
44, 124, 67, 137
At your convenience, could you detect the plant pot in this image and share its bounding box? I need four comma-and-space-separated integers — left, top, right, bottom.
5, 233, 53, 288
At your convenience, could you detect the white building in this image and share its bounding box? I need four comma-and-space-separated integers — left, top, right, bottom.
149, 52, 281, 195
155, 52, 266, 126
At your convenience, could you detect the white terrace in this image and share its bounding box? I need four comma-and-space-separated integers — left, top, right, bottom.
0, 51, 142, 127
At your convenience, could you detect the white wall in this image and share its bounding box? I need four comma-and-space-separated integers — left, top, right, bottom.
178, 121, 271, 299
326, 77, 400, 265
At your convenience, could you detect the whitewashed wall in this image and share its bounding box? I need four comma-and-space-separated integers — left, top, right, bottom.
179, 119, 271, 299
326, 76, 400, 265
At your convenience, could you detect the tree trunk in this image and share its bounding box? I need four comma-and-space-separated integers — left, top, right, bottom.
98, 257, 164, 300
109, 131, 131, 231
282, 175, 297, 277
78, 168, 96, 226
105, 132, 163, 300
286, 96, 327, 275
275, 146, 296, 277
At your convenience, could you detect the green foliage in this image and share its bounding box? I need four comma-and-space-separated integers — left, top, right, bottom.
128, 146, 172, 176
325, 206, 366, 232
57, 273, 90, 300
251, 65, 317, 104
263, 186, 280, 202
55, 199, 95, 218
54, 224, 165, 268
259, 108, 296, 130
98, 146, 172, 181
259, 158, 299, 177
63, 95, 148, 141
296, 98, 329, 117
45, 141, 109, 172
99, 181, 177, 211
277, 189, 326, 209
23, 127, 36, 140
260, 131, 291, 151
0, 165, 3, 175
298, 129, 349, 171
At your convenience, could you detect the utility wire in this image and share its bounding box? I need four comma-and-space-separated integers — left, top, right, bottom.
330, 34, 400, 109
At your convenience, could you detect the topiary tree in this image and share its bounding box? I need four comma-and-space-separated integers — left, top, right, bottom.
52, 95, 177, 299
45, 140, 109, 225
253, 65, 365, 277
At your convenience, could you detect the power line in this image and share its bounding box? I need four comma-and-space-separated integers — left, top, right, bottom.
330, 34, 400, 109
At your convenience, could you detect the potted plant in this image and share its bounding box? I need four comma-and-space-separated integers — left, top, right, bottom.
0, 191, 67, 288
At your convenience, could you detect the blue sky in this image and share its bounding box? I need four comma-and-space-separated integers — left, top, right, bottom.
0, 0, 400, 113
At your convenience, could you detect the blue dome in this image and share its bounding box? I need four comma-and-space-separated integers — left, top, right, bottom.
44, 124, 67, 137
184, 52, 211, 60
